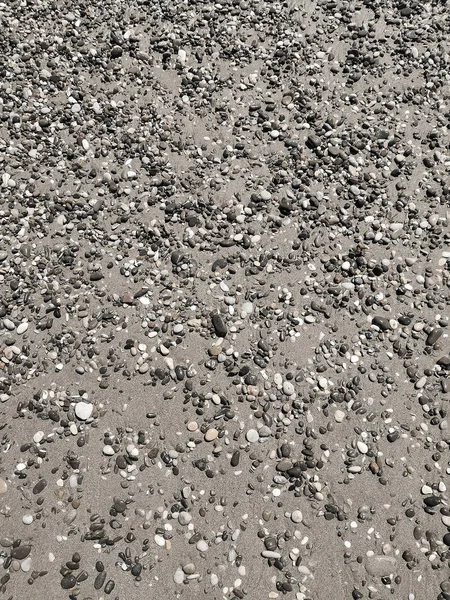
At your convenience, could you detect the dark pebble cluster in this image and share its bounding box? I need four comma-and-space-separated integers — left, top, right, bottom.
0, 0, 449, 599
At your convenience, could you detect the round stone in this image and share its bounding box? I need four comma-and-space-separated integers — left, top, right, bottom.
205, 428, 218, 442
291, 510, 303, 523
196, 540, 208, 552
75, 402, 93, 420
283, 381, 295, 396
178, 512, 192, 525
246, 429, 259, 443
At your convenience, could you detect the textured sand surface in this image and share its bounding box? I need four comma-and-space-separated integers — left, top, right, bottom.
0, 1, 450, 599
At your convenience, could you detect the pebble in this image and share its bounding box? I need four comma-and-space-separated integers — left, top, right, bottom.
17, 321, 29, 334
178, 512, 192, 525
357, 441, 368, 454
205, 428, 219, 442
0, 478, 7, 494
283, 381, 295, 396
334, 410, 346, 423
22, 514, 33, 525
11, 546, 31, 560
365, 555, 397, 577
246, 429, 259, 443
291, 510, 303, 523
173, 568, 184, 584
196, 540, 208, 552
75, 402, 93, 420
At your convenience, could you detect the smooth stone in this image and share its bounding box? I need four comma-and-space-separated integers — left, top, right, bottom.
32, 479, 47, 495
372, 316, 391, 331
426, 328, 443, 346
291, 510, 303, 523
182, 563, 196, 575
178, 512, 192, 526
103, 445, 114, 455
0, 478, 7, 494
365, 555, 397, 576
334, 410, 346, 423
22, 515, 33, 525
246, 429, 259, 443
21, 557, 32, 572
33, 431, 45, 444
61, 574, 77, 589
357, 441, 368, 454
173, 568, 184, 584
75, 402, 93, 420
277, 459, 293, 472
11, 546, 31, 559
196, 540, 208, 552
205, 429, 218, 442
262, 550, 281, 559
211, 313, 227, 337
17, 322, 29, 334
283, 381, 295, 396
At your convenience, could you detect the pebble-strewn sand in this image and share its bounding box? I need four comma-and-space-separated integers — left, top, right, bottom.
0, 1, 449, 599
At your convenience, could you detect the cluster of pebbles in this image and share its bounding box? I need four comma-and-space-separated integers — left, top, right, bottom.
1, 0, 450, 599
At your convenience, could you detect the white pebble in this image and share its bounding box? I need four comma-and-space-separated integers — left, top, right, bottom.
21, 557, 31, 572
334, 410, 345, 423
283, 381, 295, 396
17, 322, 29, 335
33, 431, 45, 444
291, 510, 303, 523
246, 429, 259, 443
357, 441, 368, 454
75, 401, 93, 420
196, 540, 208, 552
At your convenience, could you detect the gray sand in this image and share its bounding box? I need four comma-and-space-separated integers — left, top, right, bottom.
0, 1, 449, 599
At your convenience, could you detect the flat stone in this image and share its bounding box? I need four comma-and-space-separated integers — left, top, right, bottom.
365, 555, 397, 577
0, 478, 7, 494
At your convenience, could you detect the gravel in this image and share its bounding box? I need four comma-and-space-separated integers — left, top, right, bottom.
0, 0, 449, 599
